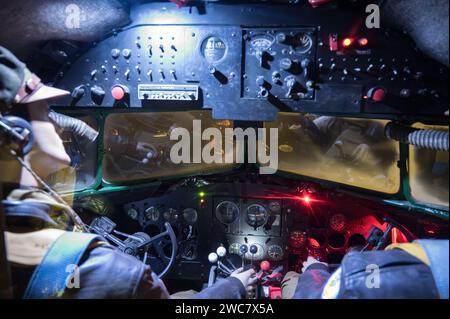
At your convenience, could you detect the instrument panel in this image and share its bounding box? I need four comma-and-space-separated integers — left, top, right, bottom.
78, 179, 449, 280
49, 2, 448, 121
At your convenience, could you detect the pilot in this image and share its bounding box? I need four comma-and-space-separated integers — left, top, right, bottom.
0, 46, 257, 299
281, 240, 449, 299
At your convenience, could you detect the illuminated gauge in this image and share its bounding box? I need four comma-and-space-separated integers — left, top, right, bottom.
329, 213, 347, 232
289, 231, 307, 247
292, 33, 313, 54
245, 204, 269, 228
215, 201, 239, 224
249, 34, 275, 52
183, 208, 198, 225
163, 208, 179, 223
268, 201, 281, 212
127, 207, 139, 220
201, 36, 227, 63
229, 243, 241, 255
144, 206, 160, 222
267, 245, 284, 261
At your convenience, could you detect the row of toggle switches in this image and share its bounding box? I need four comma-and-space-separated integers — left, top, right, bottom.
90, 66, 178, 81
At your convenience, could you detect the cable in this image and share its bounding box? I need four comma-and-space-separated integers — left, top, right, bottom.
10, 150, 87, 232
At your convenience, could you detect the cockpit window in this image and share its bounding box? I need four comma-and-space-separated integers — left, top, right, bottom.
264, 113, 401, 194
102, 111, 234, 184
409, 124, 449, 209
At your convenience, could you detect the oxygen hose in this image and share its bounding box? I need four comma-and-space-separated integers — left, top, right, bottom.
48, 110, 99, 142
385, 122, 449, 151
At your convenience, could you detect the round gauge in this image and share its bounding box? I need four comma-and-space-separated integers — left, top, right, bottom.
144, 206, 160, 222
127, 208, 139, 220
249, 34, 275, 52
163, 208, 179, 223
201, 36, 227, 63
268, 201, 281, 212
289, 231, 307, 247
183, 208, 198, 224
215, 201, 239, 224
267, 245, 284, 261
245, 204, 269, 228
292, 33, 313, 54
329, 213, 347, 232
229, 243, 241, 255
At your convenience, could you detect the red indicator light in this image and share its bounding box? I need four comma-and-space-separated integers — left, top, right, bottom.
111, 86, 125, 100
342, 38, 353, 47
359, 38, 369, 46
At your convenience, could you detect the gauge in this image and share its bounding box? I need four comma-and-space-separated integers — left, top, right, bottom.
267, 245, 284, 261
289, 231, 306, 247
292, 33, 313, 54
183, 208, 198, 224
144, 206, 160, 222
268, 201, 281, 212
201, 36, 227, 63
215, 201, 239, 224
329, 213, 347, 232
163, 208, 179, 223
229, 243, 241, 255
127, 207, 139, 220
245, 204, 268, 228
249, 34, 275, 52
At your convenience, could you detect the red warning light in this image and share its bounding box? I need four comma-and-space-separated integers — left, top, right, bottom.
342, 37, 353, 47
358, 38, 369, 46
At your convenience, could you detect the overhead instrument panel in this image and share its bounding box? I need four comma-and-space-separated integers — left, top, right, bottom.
51, 2, 449, 121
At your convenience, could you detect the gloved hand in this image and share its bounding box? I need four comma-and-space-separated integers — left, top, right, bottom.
301, 256, 328, 273
230, 267, 258, 298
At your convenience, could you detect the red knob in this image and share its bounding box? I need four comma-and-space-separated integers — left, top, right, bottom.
260, 260, 271, 271
111, 85, 128, 100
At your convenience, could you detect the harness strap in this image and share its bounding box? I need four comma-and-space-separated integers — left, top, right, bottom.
23, 231, 101, 299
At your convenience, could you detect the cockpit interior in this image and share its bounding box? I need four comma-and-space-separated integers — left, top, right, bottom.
0, 0, 448, 301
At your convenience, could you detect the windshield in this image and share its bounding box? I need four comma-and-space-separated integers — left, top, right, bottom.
264, 113, 401, 194
102, 111, 235, 184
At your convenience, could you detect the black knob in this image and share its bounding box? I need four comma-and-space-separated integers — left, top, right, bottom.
111, 48, 120, 59
91, 85, 105, 105
71, 85, 85, 100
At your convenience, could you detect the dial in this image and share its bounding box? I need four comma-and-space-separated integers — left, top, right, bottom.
289, 231, 307, 247
292, 33, 313, 54
183, 208, 198, 224
329, 213, 347, 232
268, 201, 281, 212
215, 201, 239, 224
249, 34, 275, 53
144, 206, 160, 222
245, 204, 268, 228
201, 36, 227, 63
267, 245, 284, 261
229, 243, 241, 255
163, 208, 179, 223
